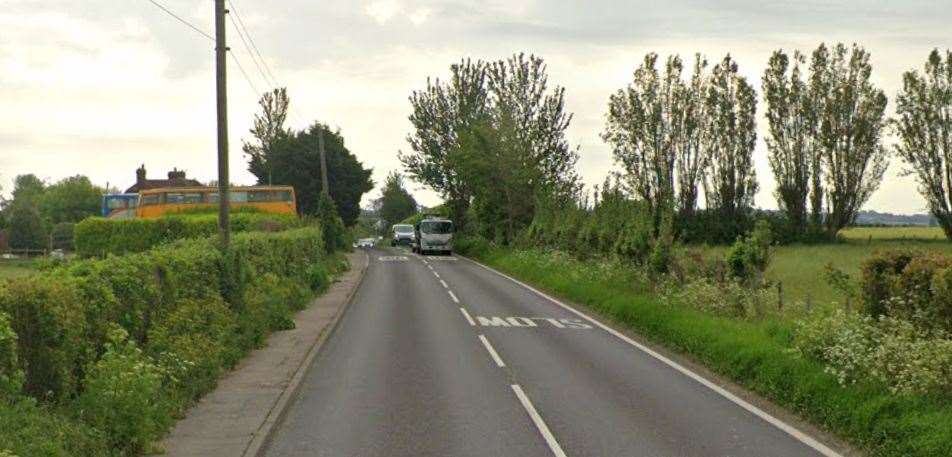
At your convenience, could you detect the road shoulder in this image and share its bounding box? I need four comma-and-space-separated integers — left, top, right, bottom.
156, 250, 370, 457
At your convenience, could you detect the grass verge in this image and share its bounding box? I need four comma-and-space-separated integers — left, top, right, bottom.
467, 245, 952, 457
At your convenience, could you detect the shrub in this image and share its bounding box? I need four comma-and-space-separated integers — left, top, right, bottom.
726, 219, 773, 284
0, 277, 90, 402
0, 396, 109, 457
146, 297, 238, 404
74, 213, 303, 257
0, 312, 23, 397
860, 250, 952, 333
794, 310, 952, 395
73, 327, 169, 456
663, 278, 774, 318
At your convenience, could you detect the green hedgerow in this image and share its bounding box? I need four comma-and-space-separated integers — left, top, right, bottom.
72, 327, 170, 456
0, 312, 23, 397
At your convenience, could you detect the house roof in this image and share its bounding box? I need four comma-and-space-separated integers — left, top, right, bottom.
125, 178, 203, 194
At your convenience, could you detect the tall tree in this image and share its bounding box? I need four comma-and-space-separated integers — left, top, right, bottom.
703, 55, 758, 227
604, 53, 709, 230
894, 49, 952, 239
487, 53, 580, 199
244, 88, 291, 186
37, 175, 103, 224
811, 43, 889, 236
11, 174, 45, 205
7, 203, 46, 250
763, 50, 815, 233
401, 59, 490, 228
247, 123, 374, 226
376, 172, 418, 227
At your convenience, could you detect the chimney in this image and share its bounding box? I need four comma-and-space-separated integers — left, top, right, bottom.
168, 168, 186, 180
136, 164, 147, 185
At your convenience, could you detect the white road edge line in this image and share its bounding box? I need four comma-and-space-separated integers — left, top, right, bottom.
478, 334, 506, 367
460, 307, 476, 326
511, 384, 568, 457
448, 290, 460, 303
439, 279, 449, 289
465, 257, 842, 457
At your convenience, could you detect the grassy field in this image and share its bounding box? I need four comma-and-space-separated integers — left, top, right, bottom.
693, 227, 952, 309
0, 258, 37, 279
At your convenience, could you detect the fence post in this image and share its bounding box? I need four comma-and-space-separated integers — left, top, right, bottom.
776, 281, 783, 311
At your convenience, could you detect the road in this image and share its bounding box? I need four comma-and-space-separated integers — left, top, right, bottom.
264, 247, 839, 457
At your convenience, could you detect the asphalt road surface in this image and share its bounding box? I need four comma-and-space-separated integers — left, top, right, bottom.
264, 247, 839, 457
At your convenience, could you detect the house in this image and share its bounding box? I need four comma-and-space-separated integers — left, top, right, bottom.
125, 165, 203, 194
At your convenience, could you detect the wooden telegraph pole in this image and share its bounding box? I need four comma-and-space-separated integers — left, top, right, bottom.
215, 0, 231, 247
319, 127, 329, 195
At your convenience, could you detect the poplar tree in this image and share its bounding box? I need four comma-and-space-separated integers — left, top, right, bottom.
810, 43, 888, 236
604, 53, 709, 229
895, 49, 952, 239
703, 55, 758, 229
763, 50, 815, 233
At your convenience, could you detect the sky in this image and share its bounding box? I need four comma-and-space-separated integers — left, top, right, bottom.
0, 0, 949, 214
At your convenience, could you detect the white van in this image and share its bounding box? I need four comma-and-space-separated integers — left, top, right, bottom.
412, 218, 454, 255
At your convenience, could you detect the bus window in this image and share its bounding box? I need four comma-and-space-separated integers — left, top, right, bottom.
141, 194, 160, 206
165, 193, 203, 204
230, 192, 249, 203
275, 191, 292, 202
208, 193, 219, 204
248, 191, 272, 202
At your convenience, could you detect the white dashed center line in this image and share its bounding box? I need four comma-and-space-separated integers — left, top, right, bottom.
511, 384, 567, 457
439, 279, 449, 289
478, 335, 506, 367
448, 290, 460, 303
460, 307, 476, 326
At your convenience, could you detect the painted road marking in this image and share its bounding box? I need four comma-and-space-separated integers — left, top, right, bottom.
475, 316, 593, 329
511, 384, 567, 457
427, 264, 434, 270
433, 271, 441, 278
460, 307, 476, 326
448, 290, 460, 303
428, 256, 457, 261
478, 335, 506, 367
466, 257, 843, 457
378, 256, 408, 262
439, 279, 449, 289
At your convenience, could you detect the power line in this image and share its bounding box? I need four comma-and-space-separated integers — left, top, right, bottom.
227, 8, 274, 91
227, 0, 279, 87
146, 0, 214, 41
229, 51, 261, 97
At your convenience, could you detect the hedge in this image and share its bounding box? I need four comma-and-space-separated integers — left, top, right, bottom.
0, 226, 343, 456
74, 213, 304, 258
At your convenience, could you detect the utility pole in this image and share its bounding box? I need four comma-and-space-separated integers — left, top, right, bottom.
215, 0, 231, 248
318, 127, 329, 195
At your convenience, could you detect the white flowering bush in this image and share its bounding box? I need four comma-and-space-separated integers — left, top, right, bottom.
794, 309, 952, 395
73, 327, 170, 455
662, 278, 774, 318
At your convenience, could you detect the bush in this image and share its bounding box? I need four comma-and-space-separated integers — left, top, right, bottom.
794, 310, 952, 396
0, 226, 338, 456
0, 312, 23, 397
74, 213, 303, 257
860, 250, 952, 333
146, 297, 238, 404
73, 327, 169, 456
726, 219, 773, 284
0, 277, 90, 402
0, 396, 110, 457
663, 278, 774, 318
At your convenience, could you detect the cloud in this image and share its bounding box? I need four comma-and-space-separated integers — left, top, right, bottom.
365, 0, 402, 25
408, 8, 431, 26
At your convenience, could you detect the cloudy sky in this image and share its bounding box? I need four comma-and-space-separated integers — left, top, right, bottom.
1, 0, 949, 213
